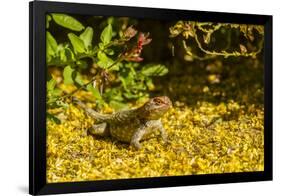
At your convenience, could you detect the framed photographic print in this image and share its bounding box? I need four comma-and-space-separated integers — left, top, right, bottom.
29, 1, 273, 195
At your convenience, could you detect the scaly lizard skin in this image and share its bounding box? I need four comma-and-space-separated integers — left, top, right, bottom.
74, 96, 172, 149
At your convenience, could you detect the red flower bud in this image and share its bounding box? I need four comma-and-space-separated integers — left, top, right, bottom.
123, 32, 152, 62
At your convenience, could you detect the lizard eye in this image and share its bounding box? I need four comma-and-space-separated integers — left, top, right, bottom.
154, 98, 162, 105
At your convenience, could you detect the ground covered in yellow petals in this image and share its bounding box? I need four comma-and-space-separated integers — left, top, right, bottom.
47, 98, 264, 183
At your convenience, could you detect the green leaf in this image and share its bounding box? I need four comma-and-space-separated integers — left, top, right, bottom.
46, 53, 52, 63
107, 17, 114, 25
46, 31, 58, 57
104, 48, 114, 55
97, 51, 108, 62
63, 67, 84, 87
68, 33, 85, 54
46, 15, 52, 29
57, 44, 67, 62
47, 112, 61, 124
98, 43, 104, 50
108, 62, 121, 71
119, 76, 129, 91
52, 88, 62, 97
97, 51, 113, 69
74, 72, 84, 86
64, 47, 75, 61
51, 13, 84, 31
47, 78, 57, 91
100, 24, 112, 45
59, 49, 67, 62
124, 91, 140, 99
63, 65, 74, 85
56, 45, 75, 63
104, 88, 124, 102
141, 64, 169, 76
145, 78, 155, 90
79, 27, 93, 49
86, 83, 102, 100
76, 60, 88, 69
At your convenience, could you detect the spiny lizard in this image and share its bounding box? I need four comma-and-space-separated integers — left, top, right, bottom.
74, 96, 172, 149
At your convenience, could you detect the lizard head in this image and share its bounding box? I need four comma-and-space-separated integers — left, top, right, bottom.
141, 96, 172, 120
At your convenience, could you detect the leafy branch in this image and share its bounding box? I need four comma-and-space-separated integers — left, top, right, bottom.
46, 14, 168, 121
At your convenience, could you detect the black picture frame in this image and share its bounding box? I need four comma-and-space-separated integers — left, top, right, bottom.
29, 1, 273, 195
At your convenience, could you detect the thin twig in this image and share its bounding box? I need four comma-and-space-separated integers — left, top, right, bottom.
47, 76, 97, 105
193, 27, 263, 58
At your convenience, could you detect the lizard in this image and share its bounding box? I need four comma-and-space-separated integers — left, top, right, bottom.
73, 96, 172, 149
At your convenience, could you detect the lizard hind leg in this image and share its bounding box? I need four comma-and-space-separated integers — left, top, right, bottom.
88, 122, 109, 137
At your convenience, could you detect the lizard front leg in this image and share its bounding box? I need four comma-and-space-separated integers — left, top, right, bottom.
131, 125, 147, 149
158, 123, 168, 143
146, 120, 168, 143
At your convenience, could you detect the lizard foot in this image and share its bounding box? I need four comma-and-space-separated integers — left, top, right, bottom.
130, 141, 142, 150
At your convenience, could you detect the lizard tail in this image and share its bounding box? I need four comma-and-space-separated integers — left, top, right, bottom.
72, 97, 110, 121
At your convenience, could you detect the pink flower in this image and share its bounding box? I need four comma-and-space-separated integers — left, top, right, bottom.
123, 26, 138, 41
